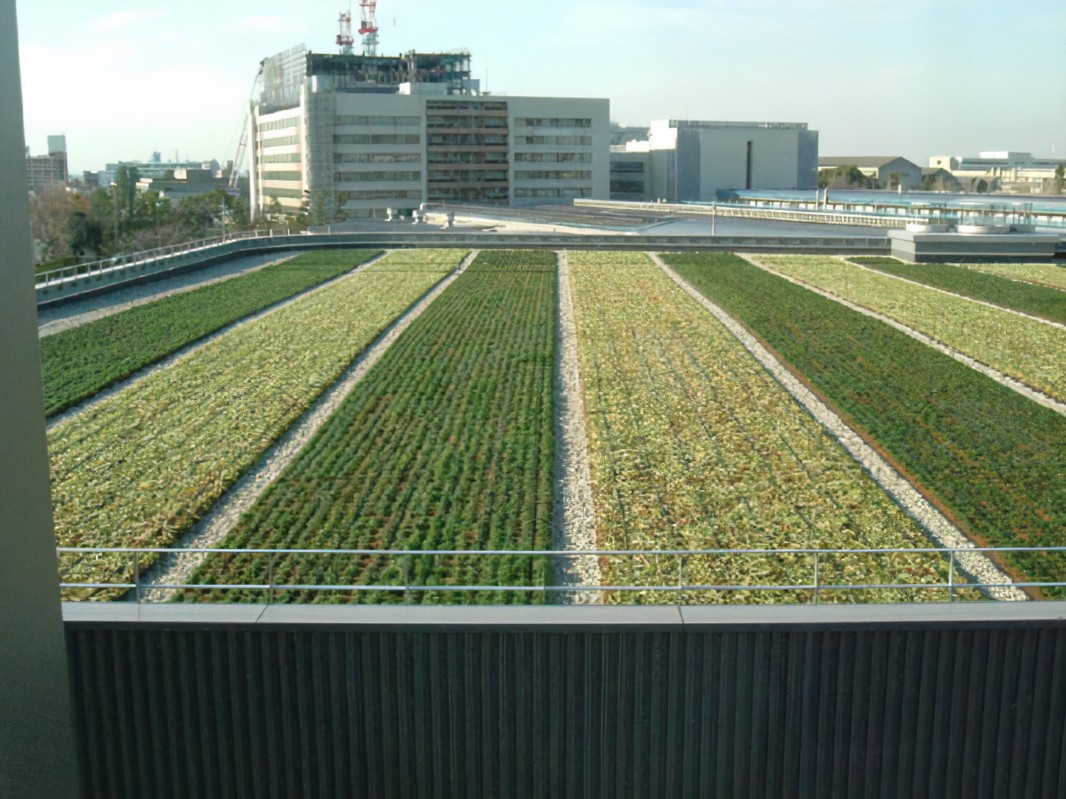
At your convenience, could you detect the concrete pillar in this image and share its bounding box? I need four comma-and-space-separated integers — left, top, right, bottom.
0, 2, 80, 795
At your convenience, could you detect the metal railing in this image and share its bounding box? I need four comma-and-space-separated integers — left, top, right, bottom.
34, 228, 286, 290
54, 545, 1066, 604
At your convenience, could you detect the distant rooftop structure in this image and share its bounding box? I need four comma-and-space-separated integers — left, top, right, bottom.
259, 45, 474, 114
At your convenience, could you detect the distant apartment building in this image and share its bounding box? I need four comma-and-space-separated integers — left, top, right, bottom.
25, 134, 67, 192
609, 120, 819, 203
929, 152, 1066, 194
249, 46, 610, 220
818, 156, 923, 190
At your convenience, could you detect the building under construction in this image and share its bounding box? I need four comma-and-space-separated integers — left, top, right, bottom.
248, 40, 609, 220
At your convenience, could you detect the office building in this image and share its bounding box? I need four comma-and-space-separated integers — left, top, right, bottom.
249, 46, 610, 220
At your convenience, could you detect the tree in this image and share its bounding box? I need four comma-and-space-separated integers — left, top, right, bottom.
1054, 165, 1064, 195
818, 165, 876, 189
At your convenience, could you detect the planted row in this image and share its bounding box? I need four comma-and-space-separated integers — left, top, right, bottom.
53, 250, 463, 594
666, 252, 1066, 592
957, 262, 1066, 292
568, 251, 949, 603
42, 249, 381, 417
849, 256, 1066, 325
759, 254, 1066, 403
187, 249, 558, 603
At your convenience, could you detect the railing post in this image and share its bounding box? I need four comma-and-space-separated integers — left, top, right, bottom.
132, 550, 141, 603
813, 551, 820, 604
403, 554, 411, 605
947, 550, 955, 602
267, 552, 276, 605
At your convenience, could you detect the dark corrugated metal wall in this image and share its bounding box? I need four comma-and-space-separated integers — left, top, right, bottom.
66, 623, 1066, 798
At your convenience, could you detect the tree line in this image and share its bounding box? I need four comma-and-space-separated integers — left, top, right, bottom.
30, 166, 255, 269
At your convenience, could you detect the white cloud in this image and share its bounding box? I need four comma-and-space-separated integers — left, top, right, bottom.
90, 11, 169, 32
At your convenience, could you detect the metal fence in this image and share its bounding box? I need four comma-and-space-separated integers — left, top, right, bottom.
34, 228, 284, 290
55, 545, 1066, 604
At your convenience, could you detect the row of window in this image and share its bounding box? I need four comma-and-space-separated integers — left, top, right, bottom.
426, 100, 507, 113
514, 187, 592, 198
335, 171, 422, 183
260, 135, 300, 148
427, 134, 508, 147
514, 117, 592, 129
261, 153, 302, 164
428, 152, 508, 165
515, 135, 592, 146
261, 171, 302, 181
334, 134, 422, 145
428, 170, 508, 183
348, 189, 423, 200
514, 170, 592, 181
334, 152, 422, 164
258, 117, 301, 133
514, 152, 591, 164
335, 115, 421, 127
425, 116, 508, 130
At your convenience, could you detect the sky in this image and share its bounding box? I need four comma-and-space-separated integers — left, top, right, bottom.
16, 0, 1066, 174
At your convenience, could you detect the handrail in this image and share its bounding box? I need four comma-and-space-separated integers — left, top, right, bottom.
55, 545, 1066, 604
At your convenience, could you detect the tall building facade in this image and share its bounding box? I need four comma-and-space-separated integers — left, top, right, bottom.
25, 134, 67, 192
249, 46, 610, 220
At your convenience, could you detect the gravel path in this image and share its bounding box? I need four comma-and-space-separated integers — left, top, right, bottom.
46, 252, 391, 434
551, 251, 602, 603
745, 255, 1066, 418
139, 251, 478, 600
841, 256, 1066, 332
650, 253, 1026, 602
37, 251, 301, 337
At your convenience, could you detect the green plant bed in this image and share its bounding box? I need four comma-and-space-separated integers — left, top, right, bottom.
666, 252, 1066, 595
42, 249, 383, 417
850, 256, 1066, 324
186, 250, 557, 604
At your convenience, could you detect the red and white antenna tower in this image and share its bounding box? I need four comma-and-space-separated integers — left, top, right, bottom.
358, 0, 380, 56
337, 4, 355, 54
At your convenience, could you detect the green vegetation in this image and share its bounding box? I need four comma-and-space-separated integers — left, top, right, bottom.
758, 255, 1066, 403
818, 164, 876, 189
41, 250, 382, 417
849, 257, 1066, 325
52, 250, 463, 596
186, 250, 557, 603
569, 251, 948, 603
665, 252, 1066, 593
954, 262, 1066, 292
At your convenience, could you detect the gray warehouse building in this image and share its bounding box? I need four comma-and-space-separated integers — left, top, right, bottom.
610, 119, 819, 203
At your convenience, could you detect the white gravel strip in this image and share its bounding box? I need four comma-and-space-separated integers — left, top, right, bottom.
37, 251, 301, 337
650, 252, 1027, 602
841, 256, 1066, 332
139, 251, 478, 600
551, 251, 603, 604
746, 255, 1066, 418
47, 251, 392, 434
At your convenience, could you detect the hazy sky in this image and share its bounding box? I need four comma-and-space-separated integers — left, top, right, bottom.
16, 0, 1066, 174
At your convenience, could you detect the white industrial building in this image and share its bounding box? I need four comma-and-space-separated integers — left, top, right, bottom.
249, 46, 610, 220
929, 152, 1066, 194
609, 120, 819, 203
